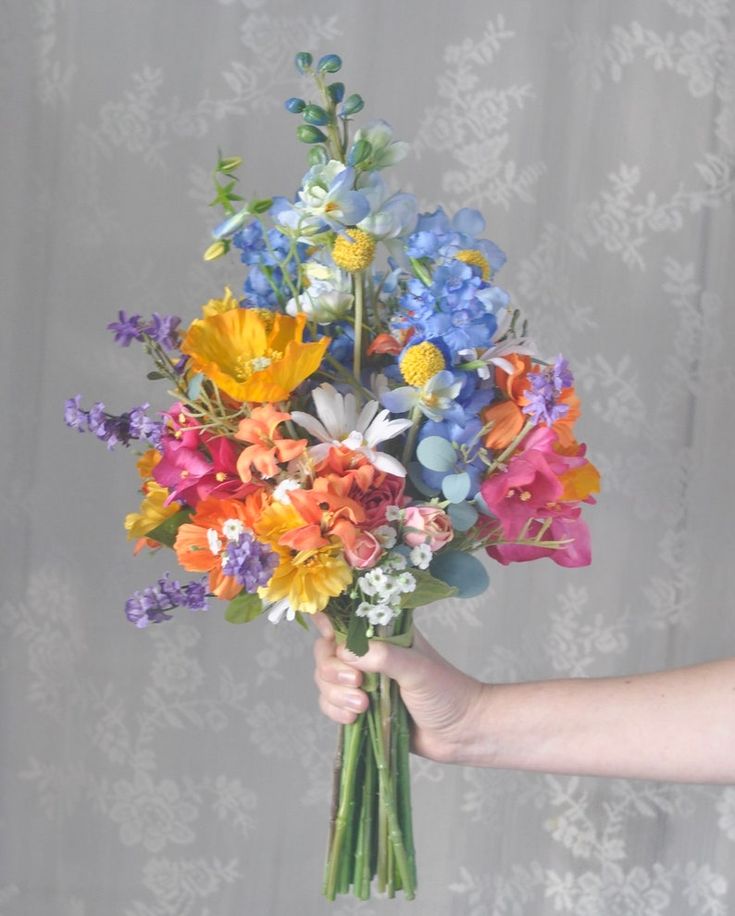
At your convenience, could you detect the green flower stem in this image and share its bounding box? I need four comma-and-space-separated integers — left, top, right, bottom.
354, 744, 375, 899
401, 404, 422, 466
324, 717, 365, 900
366, 692, 416, 899
396, 693, 417, 888
484, 419, 535, 473
353, 270, 365, 382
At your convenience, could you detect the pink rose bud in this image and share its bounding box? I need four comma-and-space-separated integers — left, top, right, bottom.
402, 506, 454, 551
344, 531, 383, 569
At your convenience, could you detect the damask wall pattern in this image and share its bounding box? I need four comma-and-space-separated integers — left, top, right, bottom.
1, 1, 735, 914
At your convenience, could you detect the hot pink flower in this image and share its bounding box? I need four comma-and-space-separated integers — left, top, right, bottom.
153, 434, 254, 507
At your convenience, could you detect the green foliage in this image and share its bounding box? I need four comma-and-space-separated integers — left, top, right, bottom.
400, 569, 458, 609
145, 508, 192, 548
224, 592, 264, 624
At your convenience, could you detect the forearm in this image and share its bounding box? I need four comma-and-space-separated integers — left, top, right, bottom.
458, 659, 735, 782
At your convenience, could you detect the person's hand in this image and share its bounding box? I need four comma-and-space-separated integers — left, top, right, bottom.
313, 613, 487, 765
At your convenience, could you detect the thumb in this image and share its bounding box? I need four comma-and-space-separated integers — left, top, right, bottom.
336, 639, 429, 692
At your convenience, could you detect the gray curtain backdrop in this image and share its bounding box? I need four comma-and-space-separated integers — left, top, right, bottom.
2, 1, 735, 913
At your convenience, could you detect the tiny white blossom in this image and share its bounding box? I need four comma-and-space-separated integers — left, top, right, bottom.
359, 568, 388, 597
385, 505, 403, 522
383, 552, 408, 572
273, 478, 301, 504
207, 528, 222, 555
410, 544, 432, 570
374, 525, 398, 549
396, 572, 416, 594
367, 603, 397, 627
355, 601, 373, 618
221, 518, 246, 542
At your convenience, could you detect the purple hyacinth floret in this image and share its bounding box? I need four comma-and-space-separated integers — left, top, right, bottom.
522, 355, 574, 427
64, 395, 87, 431
221, 532, 278, 592
125, 574, 209, 628
145, 313, 182, 350
108, 310, 144, 346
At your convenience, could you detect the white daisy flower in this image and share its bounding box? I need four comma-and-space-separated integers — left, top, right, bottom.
291, 383, 413, 477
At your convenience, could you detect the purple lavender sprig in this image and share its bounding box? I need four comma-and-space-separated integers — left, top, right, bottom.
522, 355, 574, 427
124, 574, 209, 628
64, 397, 163, 450
221, 531, 279, 591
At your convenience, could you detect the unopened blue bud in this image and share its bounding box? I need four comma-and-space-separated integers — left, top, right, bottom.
303, 104, 330, 126
317, 54, 342, 74
340, 93, 364, 117
308, 146, 329, 167
284, 97, 306, 114
297, 124, 328, 144
295, 52, 313, 73
347, 139, 372, 167
327, 82, 345, 103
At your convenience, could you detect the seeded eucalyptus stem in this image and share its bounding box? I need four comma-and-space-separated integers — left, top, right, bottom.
352, 270, 365, 382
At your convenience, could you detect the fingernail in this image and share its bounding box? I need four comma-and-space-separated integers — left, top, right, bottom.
337, 670, 357, 686
345, 693, 364, 711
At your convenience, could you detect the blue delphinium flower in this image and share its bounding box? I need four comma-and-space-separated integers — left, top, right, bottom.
233, 219, 307, 310
124, 574, 209, 628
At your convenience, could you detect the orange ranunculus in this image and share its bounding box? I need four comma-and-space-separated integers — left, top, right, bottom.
180, 306, 329, 403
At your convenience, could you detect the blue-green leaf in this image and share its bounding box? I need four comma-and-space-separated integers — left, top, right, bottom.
187, 372, 204, 400
442, 471, 471, 503
430, 551, 490, 599
448, 501, 479, 532
416, 436, 456, 472
407, 462, 439, 497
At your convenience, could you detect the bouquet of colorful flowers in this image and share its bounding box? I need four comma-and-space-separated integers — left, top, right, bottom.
65, 51, 599, 901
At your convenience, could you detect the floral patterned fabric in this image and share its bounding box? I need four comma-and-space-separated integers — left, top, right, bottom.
2, 1, 735, 913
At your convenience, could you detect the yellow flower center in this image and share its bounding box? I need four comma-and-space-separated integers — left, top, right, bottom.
331, 229, 376, 273
255, 308, 276, 333
400, 341, 446, 388
455, 249, 491, 280
234, 349, 283, 382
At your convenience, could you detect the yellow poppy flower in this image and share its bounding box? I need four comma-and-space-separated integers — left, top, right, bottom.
181, 307, 329, 403
201, 286, 240, 318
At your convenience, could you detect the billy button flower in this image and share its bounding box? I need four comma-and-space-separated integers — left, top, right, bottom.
331, 228, 376, 272
455, 248, 492, 280
399, 339, 448, 387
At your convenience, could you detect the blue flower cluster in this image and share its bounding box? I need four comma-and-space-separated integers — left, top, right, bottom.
64, 396, 163, 450
124, 574, 209, 628
232, 217, 308, 310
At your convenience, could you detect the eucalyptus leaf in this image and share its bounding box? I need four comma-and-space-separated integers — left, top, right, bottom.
225, 592, 264, 624
442, 471, 471, 504
346, 613, 369, 657
407, 462, 439, 498
400, 569, 458, 609
145, 508, 192, 548
187, 372, 204, 400
429, 551, 490, 599
448, 501, 479, 532
416, 436, 456, 473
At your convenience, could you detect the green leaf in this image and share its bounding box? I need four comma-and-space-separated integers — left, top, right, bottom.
442, 471, 471, 503
430, 551, 489, 599
146, 370, 167, 381
345, 613, 369, 657
400, 568, 458, 609
410, 257, 432, 287
416, 436, 456, 472
407, 461, 439, 497
225, 592, 264, 624
294, 611, 309, 631
250, 197, 273, 214
448, 501, 479, 532
145, 508, 192, 548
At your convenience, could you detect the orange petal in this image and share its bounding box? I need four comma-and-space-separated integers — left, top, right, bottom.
483, 400, 526, 450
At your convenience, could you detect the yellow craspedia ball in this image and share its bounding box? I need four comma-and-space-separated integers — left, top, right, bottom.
400, 341, 446, 388
331, 229, 376, 273
455, 248, 491, 280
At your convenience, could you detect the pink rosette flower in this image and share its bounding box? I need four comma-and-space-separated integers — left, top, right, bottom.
344, 531, 383, 569
402, 506, 454, 551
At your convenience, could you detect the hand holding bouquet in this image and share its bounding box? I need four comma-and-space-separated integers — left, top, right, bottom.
66, 50, 599, 901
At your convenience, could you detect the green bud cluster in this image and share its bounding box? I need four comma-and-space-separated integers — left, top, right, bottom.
283, 50, 366, 164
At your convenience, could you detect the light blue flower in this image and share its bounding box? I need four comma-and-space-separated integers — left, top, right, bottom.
380, 370, 464, 422
353, 120, 410, 170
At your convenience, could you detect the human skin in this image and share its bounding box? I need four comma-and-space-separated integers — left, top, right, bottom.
313, 613, 735, 783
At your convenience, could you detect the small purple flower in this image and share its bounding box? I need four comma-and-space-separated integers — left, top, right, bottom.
221, 533, 278, 592
64, 395, 87, 431
145, 313, 181, 350
107, 310, 144, 346
129, 404, 163, 446
523, 355, 574, 427
87, 402, 108, 439
125, 574, 209, 628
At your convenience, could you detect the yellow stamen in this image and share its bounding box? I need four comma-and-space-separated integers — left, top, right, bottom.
456, 249, 491, 280
400, 341, 446, 388
331, 228, 376, 273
